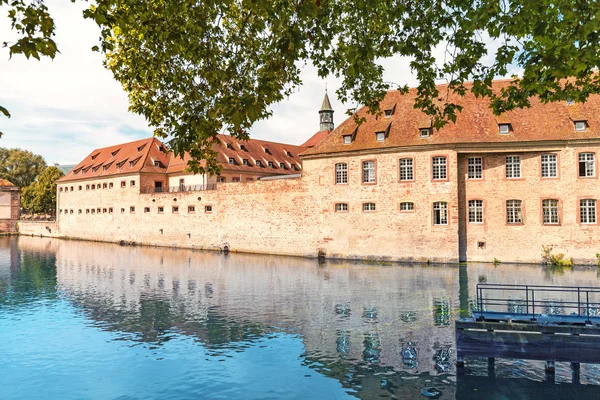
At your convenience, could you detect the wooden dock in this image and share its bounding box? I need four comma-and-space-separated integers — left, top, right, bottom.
456, 284, 600, 382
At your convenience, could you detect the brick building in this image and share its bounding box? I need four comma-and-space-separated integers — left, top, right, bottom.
0, 179, 20, 233
52, 82, 600, 264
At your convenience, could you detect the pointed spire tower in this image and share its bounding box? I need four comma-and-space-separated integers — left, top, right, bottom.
319, 90, 335, 132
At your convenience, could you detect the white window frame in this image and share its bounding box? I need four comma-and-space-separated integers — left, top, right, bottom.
467, 157, 483, 180
468, 200, 483, 224
400, 202, 414, 212
433, 202, 448, 225
580, 199, 597, 224
420, 128, 431, 138
498, 124, 510, 134
579, 153, 595, 177
362, 161, 376, 183
541, 154, 558, 178
575, 121, 587, 131
376, 132, 385, 142
363, 203, 376, 212
432, 157, 447, 180
506, 200, 523, 224
505, 155, 521, 179
335, 203, 348, 212
542, 199, 560, 225
343, 135, 352, 144
399, 158, 414, 181
335, 163, 348, 184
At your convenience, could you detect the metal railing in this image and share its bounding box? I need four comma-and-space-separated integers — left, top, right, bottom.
475, 283, 600, 322
141, 184, 217, 194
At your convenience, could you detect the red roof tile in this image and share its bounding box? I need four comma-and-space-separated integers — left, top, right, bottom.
302, 80, 600, 157
301, 130, 330, 148
59, 137, 170, 182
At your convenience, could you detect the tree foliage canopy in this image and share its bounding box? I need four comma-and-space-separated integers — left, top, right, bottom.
0, 148, 46, 188
3, 0, 600, 172
21, 166, 63, 215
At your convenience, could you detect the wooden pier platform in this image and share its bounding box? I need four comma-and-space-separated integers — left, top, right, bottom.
456, 284, 600, 380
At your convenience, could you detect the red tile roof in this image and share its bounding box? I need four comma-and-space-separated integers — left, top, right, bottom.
59, 137, 170, 182
301, 79, 600, 157
167, 134, 303, 175
0, 179, 15, 187
301, 130, 330, 148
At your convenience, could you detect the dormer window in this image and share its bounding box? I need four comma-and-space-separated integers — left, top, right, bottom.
111, 149, 120, 157
102, 161, 113, 171
420, 128, 431, 138
256, 160, 262, 167
228, 157, 235, 164
226, 143, 233, 149
158, 145, 166, 153
91, 152, 99, 160
130, 158, 140, 168
268, 161, 275, 168
286, 151, 293, 157
499, 124, 511, 134
154, 160, 165, 168
240, 145, 247, 151
280, 162, 287, 169
376, 131, 385, 142
242, 159, 250, 166
92, 164, 102, 172
291, 164, 297, 170
567, 98, 575, 105
137, 144, 146, 152
264, 148, 271, 154
575, 120, 587, 131
384, 109, 393, 117
343, 135, 352, 144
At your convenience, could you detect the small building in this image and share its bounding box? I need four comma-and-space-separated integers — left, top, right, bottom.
0, 179, 20, 233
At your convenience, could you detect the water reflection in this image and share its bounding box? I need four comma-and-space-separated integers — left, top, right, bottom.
2, 236, 600, 399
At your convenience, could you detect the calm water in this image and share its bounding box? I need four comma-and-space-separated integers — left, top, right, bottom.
2, 237, 600, 399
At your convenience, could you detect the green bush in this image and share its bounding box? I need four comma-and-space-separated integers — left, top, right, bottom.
542, 245, 573, 268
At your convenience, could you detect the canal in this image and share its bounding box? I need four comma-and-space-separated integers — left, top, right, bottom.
1, 236, 600, 399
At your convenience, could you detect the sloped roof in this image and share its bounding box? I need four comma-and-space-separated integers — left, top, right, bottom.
167, 134, 303, 174
301, 130, 330, 148
302, 79, 600, 157
320, 92, 334, 112
0, 179, 15, 187
58, 137, 170, 182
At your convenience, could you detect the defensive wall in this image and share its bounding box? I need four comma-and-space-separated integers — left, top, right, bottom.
46, 143, 600, 265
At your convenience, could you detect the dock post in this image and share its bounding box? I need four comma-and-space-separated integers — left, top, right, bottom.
487, 357, 495, 378
545, 361, 556, 383
572, 363, 581, 384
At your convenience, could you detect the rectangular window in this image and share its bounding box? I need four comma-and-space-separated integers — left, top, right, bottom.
420, 128, 431, 138
343, 135, 352, 144
541, 154, 558, 178
506, 200, 523, 224
433, 202, 448, 225
144, 207, 150, 213
268, 161, 275, 168
468, 157, 483, 179
121, 208, 125, 214
109, 208, 113, 213
362, 161, 376, 183
158, 206, 164, 213
109, 183, 113, 188
363, 203, 376, 212
188, 206, 195, 213
86, 209, 90, 214
218, 177, 226, 183
399, 158, 414, 181
86, 185, 90, 190
130, 180, 136, 187
335, 163, 348, 184
575, 121, 587, 131
542, 199, 559, 225
172, 206, 179, 213
78, 186, 82, 191
580, 199, 597, 224
506, 155, 521, 178
243, 159, 250, 166
229, 157, 235, 164
256, 160, 262, 167
468, 200, 483, 223
78, 209, 82, 214
280, 163, 287, 169
232, 177, 241, 182
205, 205, 213, 213
335, 203, 348, 212
579, 153, 595, 177
121, 181, 126, 188
432, 157, 447, 180
130, 206, 135, 213
103, 183, 107, 189
102, 208, 106, 214
400, 202, 414, 212
376, 132, 385, 142
499, 124, 510, 134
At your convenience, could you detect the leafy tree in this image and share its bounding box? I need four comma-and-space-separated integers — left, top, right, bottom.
0, 148, 46, 188
3, 0, 600, 172
21, 166, 63, 215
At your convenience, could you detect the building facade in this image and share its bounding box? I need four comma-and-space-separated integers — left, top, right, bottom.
0, 179, 20, 233
50, 82, 600, 264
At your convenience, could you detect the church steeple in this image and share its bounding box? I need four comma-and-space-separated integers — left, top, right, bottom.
319, 90, 334, 131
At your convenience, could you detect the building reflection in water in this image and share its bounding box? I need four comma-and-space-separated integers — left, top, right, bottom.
8, 236, 600, 398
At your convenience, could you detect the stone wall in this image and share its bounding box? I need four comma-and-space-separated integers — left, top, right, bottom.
54, 145, 600, 264
18, 220, 59, 237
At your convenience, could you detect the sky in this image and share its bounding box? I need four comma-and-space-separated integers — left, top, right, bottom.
0, 1, 506, 166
